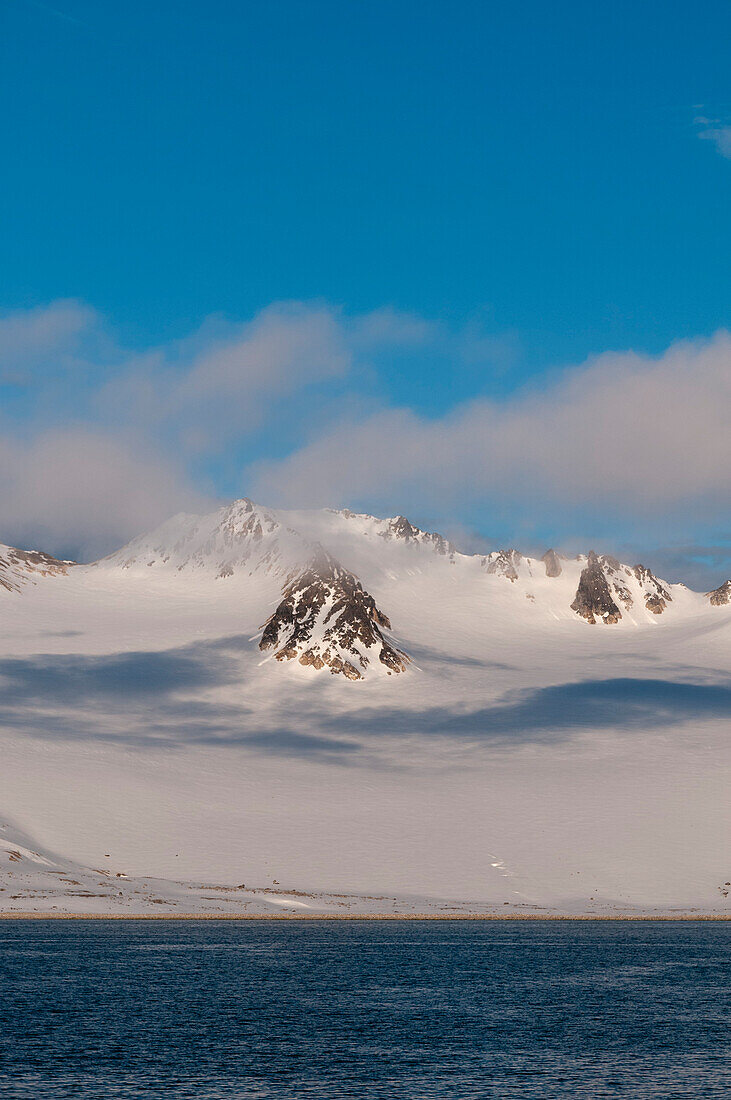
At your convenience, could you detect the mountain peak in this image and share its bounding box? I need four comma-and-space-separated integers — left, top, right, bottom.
381, 515, 454, 556
569, 552, 673, 624
259, 548, 409, 680
706, 580, 731, 606
541, 549, 563, 577
571, 551, 622, 624
483, 548, 524, 581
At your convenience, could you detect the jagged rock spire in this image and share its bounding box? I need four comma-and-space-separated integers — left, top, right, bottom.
571, 551, 622, 624
542, 549, 563, 577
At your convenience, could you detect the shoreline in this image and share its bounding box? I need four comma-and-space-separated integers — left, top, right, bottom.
1, 912, 729, 921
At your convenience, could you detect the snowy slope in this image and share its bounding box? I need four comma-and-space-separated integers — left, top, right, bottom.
0, 499, 729, 914
0, 544, 74, 593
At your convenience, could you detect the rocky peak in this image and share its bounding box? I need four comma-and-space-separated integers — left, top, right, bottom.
0, 546, 75, 593
381, 515, 454, 556
483, 549, 524, 582
541, 549, 563, 578
706, 580, 731, 606
633, 564, 671, 614
388, 515, 420, 541
219, 498, 279, 544
213, 498, 284, 576
259, 548, 409, 680
571, 551, 622, 624
595, 554, 634, 611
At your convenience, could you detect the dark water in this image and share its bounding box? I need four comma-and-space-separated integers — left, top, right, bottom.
0, 920, 729, 1098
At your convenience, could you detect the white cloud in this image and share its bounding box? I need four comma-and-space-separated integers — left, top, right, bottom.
3, 298, 729, 558
0, 299, 367, 554
0, 429, 207, 562
94, 301, 353, 450
171, 302, 352, 445
694, 114, 731, 159
348, 306, 438, 349
0, 300, 95, 379
249, 331, 731, 519
698, 126, 731, 159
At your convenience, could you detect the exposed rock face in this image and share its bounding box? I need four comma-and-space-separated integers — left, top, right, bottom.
219, 497, 278, 545
381, 515, 454, 556
542, 549, 563, 578
570, 555, 671, 618
706, 580, 731, 606
483, 549, 523, 582
633, 564, 672, 614
214, 499, 283, 578
259, 548, 409, 679
596, 555, 633, 609
0, 546, 74, 593
571, 551, 622, 624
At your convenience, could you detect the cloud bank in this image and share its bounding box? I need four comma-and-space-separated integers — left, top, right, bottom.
250, 332, 731, 519
0, 429, 204, 561
1, 299, 730, 571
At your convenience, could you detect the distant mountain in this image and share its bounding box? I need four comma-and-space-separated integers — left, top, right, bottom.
2, 497, 729, 679
1, 497, 729, 915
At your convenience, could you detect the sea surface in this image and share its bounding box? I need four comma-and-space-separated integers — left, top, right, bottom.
0, 919, 729, 1098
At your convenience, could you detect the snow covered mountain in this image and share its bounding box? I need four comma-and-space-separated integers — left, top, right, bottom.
83, 497, 728, 678
0, 498, 729, 915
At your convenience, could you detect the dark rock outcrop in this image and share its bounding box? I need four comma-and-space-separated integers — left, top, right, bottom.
706, 580, 731, 606
259, 548, 409, 679
571, 551, 622, 624
597, 555, 633, 609
542, 549, 563, 578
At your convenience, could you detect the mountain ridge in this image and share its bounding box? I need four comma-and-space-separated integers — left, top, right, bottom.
1, 498, 729, 679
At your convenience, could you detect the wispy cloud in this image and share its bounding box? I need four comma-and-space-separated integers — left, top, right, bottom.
97, 302, 353, 452
0, 428, 205, 562
694, 113, 731, 159
250, 331, 731, 519
1, 298, 731, 569
0, 299, 514, 556
0, 300, 94, 382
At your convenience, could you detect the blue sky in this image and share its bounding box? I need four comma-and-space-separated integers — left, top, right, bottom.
1, 0, 730, 582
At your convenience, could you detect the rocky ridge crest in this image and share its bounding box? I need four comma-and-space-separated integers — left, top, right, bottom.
0, 546, 74, 593
706, 580, 731, 606
380, 515, 455, 556
570, 553, 673, 624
